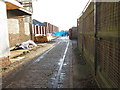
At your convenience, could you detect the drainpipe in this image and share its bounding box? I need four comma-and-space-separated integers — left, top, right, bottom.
82, 11, 84, 59
77, 19, 79, 48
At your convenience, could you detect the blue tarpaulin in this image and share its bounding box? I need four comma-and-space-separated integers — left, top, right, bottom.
53, 32, 68, 36
33, 19, 45, 26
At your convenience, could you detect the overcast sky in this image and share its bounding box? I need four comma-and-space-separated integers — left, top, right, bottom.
32, 0, 89, 31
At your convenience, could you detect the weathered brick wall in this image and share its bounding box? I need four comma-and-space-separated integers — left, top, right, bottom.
44, 22, 59, 33
0, 56, 10, 68
7, 11, 32, 47
18, 17, 31, 43
71, 27, 78, 39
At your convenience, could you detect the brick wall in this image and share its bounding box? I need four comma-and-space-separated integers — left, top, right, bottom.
0, 56, 10, 68
69, 27, 78, 39
44, 22, 59, 33
7, 11, 32, 47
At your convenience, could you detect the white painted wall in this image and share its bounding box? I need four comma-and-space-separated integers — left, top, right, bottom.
0, 0, 10, 57
8, 19, 19, 34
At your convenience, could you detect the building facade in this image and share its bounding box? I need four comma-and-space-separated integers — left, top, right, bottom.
69, 27, 77, 40
7, 0, 33, 47
0, 0, 33, 68
33, 19, 59, 36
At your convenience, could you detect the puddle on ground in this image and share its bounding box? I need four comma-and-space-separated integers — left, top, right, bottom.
59, 73, 66, 80
63, 63, 67, 66
58, 59, 63, 66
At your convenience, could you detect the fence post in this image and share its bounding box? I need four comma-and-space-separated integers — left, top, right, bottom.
94, 0, 98, 76
82, 12, 84, 59
77, 19, 79, 48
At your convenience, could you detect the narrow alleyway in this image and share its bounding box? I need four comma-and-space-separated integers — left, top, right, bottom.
2, 37, 98, 88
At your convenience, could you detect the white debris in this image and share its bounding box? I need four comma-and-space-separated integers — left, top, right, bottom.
15, 40, 37, 50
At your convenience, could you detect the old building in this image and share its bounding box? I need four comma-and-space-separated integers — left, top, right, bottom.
0, 0, 21, 68
33, 19, 59, 36
0, 0, 33, 68
44, 22, 59, 33
7, 0, 33, 47
33, 19, 46, 36
69, 27, 77, 40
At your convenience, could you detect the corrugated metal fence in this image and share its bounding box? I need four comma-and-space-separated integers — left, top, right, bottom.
77, 2, 120, 88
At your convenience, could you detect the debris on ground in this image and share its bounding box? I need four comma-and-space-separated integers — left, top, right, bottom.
12, 40, 37, 50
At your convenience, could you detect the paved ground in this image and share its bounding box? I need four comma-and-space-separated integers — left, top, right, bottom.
2, 37, 98, 89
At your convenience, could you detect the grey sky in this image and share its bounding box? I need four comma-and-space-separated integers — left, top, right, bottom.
32, 0, 90, 30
